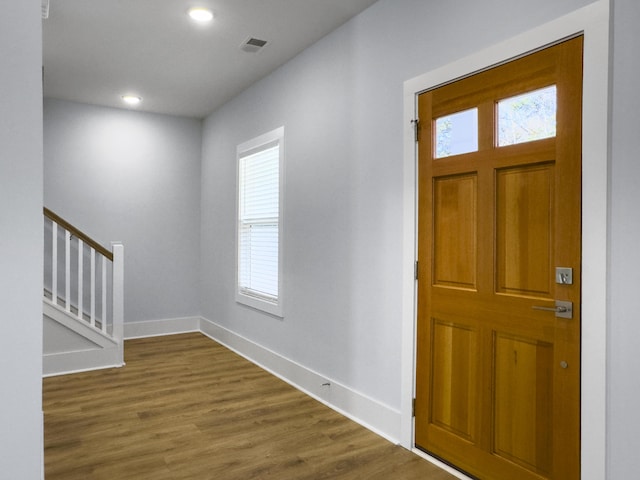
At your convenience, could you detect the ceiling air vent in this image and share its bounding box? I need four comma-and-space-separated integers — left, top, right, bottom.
42, 0, 50, 19
241, 37, 268, 54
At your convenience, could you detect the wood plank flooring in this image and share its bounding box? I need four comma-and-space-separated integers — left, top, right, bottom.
44, 333, 457, 479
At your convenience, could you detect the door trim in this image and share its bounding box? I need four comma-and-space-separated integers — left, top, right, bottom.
400, 2, 610, 480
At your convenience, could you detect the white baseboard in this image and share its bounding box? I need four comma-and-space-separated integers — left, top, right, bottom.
72, 314, 402, 444
199, 316, 402, 444
123, 316, 200, 339
43, 346, 124, 377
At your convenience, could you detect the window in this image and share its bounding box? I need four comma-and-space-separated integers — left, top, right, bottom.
435, 108, 479, 158
497, 85, 557, 146
236, 127, 284, 316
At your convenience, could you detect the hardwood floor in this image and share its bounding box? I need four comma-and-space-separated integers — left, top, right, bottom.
44, 333, 457, 479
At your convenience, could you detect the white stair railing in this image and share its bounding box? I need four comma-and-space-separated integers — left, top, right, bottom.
43, 208, 123, 359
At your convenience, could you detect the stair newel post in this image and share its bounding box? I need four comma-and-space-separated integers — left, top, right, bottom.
101, 256, 107, 334
111, 242, 124, 365
90, 248, 96, 327
52, 221, 58, 305
65, 231, 71, 312
78, 238, 83, 317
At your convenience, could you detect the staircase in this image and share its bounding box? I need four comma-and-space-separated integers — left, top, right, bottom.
43, 208, 124, 376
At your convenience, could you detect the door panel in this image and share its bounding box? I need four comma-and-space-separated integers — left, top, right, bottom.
415, 37, 583, 480
430, 319, 478, 440
494, 334, 553, 475
433, 174, 477, 289
496, 164, 553, 297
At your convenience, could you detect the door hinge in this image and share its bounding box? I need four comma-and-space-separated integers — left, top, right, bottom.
411, 119, 420, 142
415, 260, 419, 281
412, 398, 416, 417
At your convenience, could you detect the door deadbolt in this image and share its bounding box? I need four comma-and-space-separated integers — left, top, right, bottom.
556, 267, 573, 285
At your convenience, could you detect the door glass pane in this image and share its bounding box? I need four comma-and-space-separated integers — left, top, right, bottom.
435, 108, 478, 158
498, 85, 557, 147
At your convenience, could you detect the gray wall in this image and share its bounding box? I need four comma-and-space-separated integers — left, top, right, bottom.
200, 0, 597, 413
0, 1, 44, 477
44, 99, 202, 324
608, 0, 640, 477
43, 316, 100, 354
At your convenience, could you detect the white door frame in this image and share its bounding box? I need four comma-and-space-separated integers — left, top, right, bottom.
400, 1, 610, 479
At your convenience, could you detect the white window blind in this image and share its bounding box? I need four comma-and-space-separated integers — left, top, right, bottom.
237, 128, 283, 315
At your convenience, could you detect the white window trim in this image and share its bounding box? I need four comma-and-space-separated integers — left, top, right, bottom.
235, 126, 285, 317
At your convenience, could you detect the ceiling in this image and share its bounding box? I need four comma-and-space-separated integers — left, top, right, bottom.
42, 0, 379, 119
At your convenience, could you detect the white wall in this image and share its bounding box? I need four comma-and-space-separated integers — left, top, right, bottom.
608, 0, 640, 477
0, 1, 44, 478
200, 0, 597, 413
44, 99, 202, 324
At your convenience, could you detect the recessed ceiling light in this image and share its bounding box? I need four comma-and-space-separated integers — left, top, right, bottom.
188, 7, 214, 22
121, 95, 142, 105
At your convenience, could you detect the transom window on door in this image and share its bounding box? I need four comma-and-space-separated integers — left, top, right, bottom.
433, 84, 557, 158
236, 126, 284, 317
434, 107, 478, 158
498, 85, 557, 146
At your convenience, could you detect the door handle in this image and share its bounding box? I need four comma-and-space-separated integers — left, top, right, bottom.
532, 300, 572, 319
532, 305, 568, 313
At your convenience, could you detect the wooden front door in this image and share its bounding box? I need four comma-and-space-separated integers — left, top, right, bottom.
415, 37, 583, 480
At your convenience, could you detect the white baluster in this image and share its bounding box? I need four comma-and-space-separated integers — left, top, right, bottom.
51, 222, 57, 305
101, 255, 107, 333
65, 231, 71, 312
78, 239, 83, 321
90, 248, 96, 328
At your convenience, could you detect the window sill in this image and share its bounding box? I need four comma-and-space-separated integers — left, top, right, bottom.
236, 292, 283, 318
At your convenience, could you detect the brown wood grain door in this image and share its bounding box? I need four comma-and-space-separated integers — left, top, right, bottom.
415, 37, 583, 480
